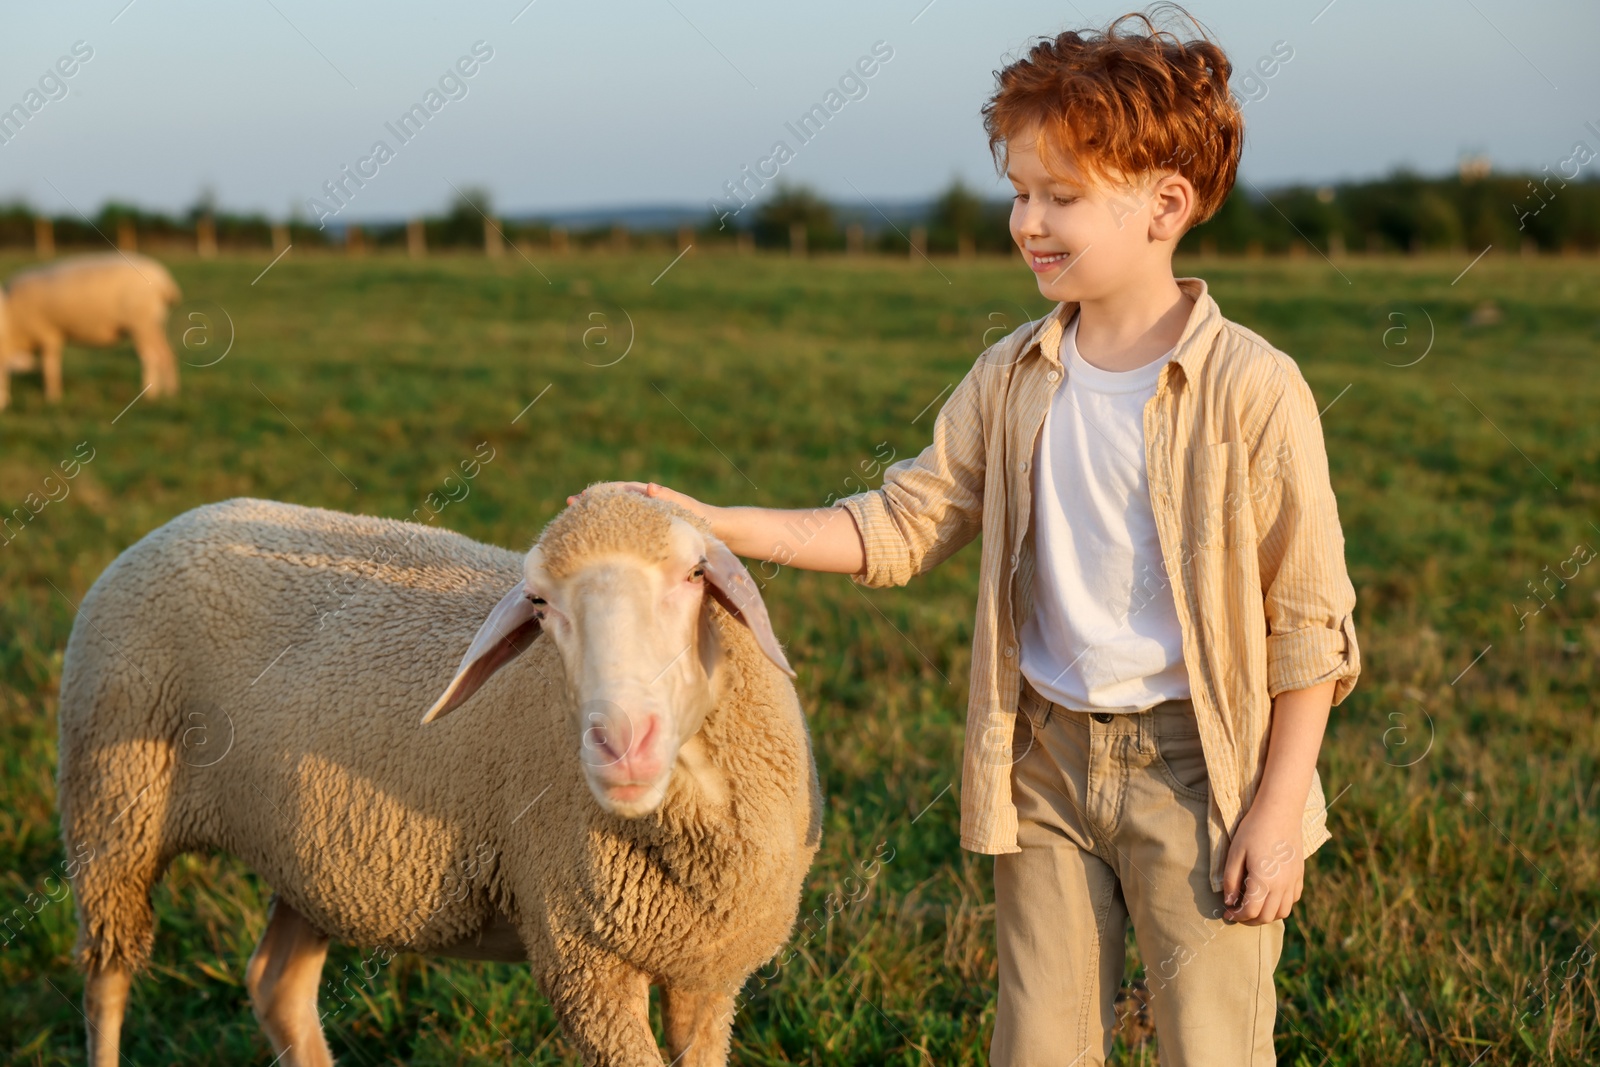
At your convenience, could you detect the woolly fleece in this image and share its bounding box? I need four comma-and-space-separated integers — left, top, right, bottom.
57, 494, 823, 1061
537, 483, 706, 579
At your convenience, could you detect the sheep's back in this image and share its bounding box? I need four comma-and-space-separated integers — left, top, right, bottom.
8, 254, 179, 343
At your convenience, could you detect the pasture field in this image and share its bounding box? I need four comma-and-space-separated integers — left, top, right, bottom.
1, 248, 1597, 1065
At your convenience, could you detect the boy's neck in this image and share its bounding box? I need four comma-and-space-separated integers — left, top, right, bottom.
1070, 271, 1195, 374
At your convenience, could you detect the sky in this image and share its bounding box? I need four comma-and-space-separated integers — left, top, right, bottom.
1, 0, 1596, 223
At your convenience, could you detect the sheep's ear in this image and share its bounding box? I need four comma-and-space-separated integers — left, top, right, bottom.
422, 580, 543, 724
702, 537, 796, 679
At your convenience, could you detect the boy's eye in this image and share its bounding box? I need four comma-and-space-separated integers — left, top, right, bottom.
1052, 195, 1078, 206
1012, 192, 1028, 202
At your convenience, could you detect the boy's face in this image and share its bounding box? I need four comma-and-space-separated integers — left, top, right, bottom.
1005, 129, 1189, 304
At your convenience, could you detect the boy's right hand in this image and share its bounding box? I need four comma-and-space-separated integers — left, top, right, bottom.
567, 481, 718, 528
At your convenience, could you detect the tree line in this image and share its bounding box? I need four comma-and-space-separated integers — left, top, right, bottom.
764, 167, 1600, 256
2, 167, 1594, 256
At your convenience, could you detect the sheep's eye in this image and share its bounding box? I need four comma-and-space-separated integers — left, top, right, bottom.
689, 566, 705, 582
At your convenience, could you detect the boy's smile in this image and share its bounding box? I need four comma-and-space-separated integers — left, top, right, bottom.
1026, 249, 1073, 272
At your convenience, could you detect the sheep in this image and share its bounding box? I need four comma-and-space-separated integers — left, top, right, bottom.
2, 251, 182, 409
57, 486, 824, 1067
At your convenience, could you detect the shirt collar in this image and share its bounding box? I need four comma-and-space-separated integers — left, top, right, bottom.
1030, 276, 1222, 385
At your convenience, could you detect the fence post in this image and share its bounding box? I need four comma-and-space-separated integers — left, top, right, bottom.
34, 217, 54, 259
197, 215, 218, 259
909, 225, 927, 262
117, 219, 137, 253
408, 219, 426, 259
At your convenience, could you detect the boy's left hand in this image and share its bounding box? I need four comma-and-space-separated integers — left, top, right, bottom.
1221, 802, 1304, 925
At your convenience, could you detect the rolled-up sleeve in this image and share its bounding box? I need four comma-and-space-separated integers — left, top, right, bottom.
837, 356, 988, 589
1252, 359, 1362, 705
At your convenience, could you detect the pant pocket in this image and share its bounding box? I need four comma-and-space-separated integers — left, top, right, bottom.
1018, 685, 1052, 731
1010, 709, 1041, 766
1152, 727, 1210, 801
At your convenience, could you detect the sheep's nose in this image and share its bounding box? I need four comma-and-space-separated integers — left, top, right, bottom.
580, 698, 665, 780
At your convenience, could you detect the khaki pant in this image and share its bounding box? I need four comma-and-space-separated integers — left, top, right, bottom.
990, 686, 1283, 1066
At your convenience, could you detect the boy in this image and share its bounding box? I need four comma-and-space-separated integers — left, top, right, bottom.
575, 8, 1361, 1063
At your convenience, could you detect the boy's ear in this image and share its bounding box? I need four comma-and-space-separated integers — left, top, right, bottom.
1148, 172, 1197, 242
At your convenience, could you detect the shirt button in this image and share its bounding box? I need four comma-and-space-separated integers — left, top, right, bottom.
1003, 645, 1016, 658
1010, 551, 1019, 566
1018, 460, 1029, 473
1047, 370, 1060, 382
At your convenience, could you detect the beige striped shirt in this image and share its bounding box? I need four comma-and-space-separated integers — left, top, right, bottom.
838, 276, 1361, 892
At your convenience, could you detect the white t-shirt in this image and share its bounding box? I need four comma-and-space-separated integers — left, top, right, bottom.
1018, 311, 1192, 713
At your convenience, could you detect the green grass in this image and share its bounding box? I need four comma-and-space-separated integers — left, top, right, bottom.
2, 247, 1598, 1065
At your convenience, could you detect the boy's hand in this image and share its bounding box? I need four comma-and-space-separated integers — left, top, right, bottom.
569, 483, 866, 577
567, 481, 718, 527
1223, 680, 1335, 925
1220, 801, 1304, 925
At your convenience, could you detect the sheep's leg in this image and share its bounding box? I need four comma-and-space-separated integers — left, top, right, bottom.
131, 324, 178, 399
163, 339, 180, 396
661, 985, 736, 1067
542, 953, 662, 1066
245, 896, 335, 1067
40, 336, 64, 403
83, 961, 131, 1067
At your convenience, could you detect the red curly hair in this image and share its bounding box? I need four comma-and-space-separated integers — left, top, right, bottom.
981, 4, 1242, 229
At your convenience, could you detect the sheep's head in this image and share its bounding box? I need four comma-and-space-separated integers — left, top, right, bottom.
420, 485, 794, 818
